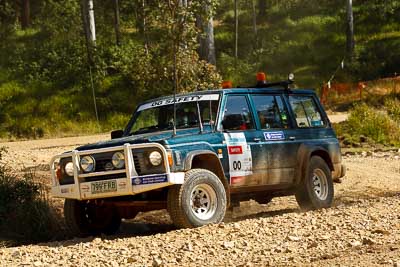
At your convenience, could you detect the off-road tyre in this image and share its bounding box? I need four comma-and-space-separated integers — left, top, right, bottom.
295, 156, 334, 211
167, 169, 227, 228
64, 199, 121, 237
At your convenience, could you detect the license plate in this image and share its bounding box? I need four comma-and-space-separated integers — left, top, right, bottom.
91, 180, 117, 194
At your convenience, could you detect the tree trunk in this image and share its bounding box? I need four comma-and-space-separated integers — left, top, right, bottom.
197, 4, 216, 65
80, 0, 97, 63
142, 0, 149, 54
21, 0, 30, 29
234, 0, 238, 67
80, 0, 92, 63
113, 0, 121, 46
252, 0, 258, 47
87, 0, 96, 46
80, 0, 100, 128
258, 0, 266, 17
346, 0, 355, 58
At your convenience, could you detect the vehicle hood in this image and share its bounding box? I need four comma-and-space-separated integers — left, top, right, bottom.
75, 128, 206, 151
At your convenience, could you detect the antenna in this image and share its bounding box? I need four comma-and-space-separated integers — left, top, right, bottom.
172, 45, 177, 137
209, 99, 214, 132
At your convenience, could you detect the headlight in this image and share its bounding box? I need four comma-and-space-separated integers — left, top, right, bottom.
112, 152, 125, 169
149, 151, 162, 166
64, 162, 74, 176
80, 156, 95, 173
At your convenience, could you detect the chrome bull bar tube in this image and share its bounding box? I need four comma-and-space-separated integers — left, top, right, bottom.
50, 143, 184, 200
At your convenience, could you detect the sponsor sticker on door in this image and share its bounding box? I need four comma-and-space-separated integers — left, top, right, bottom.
264, 131, 285, 141
224, 133, 253, 184
228, 146, 243, 155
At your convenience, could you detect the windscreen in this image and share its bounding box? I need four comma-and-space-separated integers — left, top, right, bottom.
127, 94, 220, 135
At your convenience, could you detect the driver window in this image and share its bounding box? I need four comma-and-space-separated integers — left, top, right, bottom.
221, 95, 255, 131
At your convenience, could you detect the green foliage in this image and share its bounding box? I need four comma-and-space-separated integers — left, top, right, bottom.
216, 0, 400, 86
0, 0, 399, 139
335, 102, 400, 146
0, 148, 62, 243
384, 98, 400, 122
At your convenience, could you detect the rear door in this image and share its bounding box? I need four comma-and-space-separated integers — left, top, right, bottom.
285, 94, 331, 180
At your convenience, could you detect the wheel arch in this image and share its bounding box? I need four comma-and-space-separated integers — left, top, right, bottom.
184, 150, 230, 206
296, 144, 334, 184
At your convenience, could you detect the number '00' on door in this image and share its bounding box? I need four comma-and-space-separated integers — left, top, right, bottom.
233, 161, 241, 170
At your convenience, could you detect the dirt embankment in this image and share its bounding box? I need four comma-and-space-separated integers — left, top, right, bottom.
0, 134, 399, 266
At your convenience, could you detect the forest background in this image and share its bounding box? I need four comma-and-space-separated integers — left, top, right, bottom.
0, 0, 399, 139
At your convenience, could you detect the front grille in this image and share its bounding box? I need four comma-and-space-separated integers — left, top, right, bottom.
89, 151, 122, 173
133, 154, 142, 174
132, 148, 166, 176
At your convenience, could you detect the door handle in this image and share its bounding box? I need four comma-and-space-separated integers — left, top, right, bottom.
289, 136, 296, 141
254, 138, 261, 142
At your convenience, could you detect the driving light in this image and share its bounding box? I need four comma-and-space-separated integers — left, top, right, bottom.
149, 151, 162, 166
80, 156, 95, 173
64, 162, 74, 176
112, 152, 125, 169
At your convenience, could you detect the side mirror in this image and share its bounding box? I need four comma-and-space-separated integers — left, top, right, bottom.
111, 130, 124, 139
221, 114, 245, 131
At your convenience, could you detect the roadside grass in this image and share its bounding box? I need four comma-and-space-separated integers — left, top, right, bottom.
0, 147, 65, 245
334, 99, 400, 148
0, 113, 131, 141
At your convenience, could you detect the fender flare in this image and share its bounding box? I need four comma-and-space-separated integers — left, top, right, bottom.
184, 150, 223, 171
295, 144, 334, 184
183, 150, 230, 206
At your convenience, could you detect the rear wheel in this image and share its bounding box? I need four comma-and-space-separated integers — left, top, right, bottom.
167, 169, 227, 228
64, 199, 121, 237
295, 156, 334, 211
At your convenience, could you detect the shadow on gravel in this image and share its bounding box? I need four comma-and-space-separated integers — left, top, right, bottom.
333, 190, 400, 206
118, 221, 175, 237
41, 222, 177, 248
226, 207, 299, 222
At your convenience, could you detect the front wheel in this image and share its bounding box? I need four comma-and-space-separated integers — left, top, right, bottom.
295, 156, 334, 211
167, 169, 227, 228
64, 199, 121, 237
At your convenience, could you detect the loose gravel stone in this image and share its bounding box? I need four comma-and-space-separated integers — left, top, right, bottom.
1, 138, 400, 266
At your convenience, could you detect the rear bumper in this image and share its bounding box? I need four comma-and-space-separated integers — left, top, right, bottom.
333, 163, 346, 179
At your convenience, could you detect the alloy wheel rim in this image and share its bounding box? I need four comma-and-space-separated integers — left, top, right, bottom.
312, 169, 328, 201
190, 184, 217, 220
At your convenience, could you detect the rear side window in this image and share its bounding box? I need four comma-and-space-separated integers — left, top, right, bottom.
221, 95, 255, 131
252, 95, 289, 129
289, 96, 325, 128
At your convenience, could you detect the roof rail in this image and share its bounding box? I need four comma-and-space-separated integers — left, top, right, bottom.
253, 80, 293, 89
250, 73, 295, 90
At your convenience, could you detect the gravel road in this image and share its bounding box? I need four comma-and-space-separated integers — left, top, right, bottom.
0, 134, 400, 266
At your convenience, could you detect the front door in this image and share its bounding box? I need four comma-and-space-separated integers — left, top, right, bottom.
250, 93, 298, 185
219, 94, 263, 187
